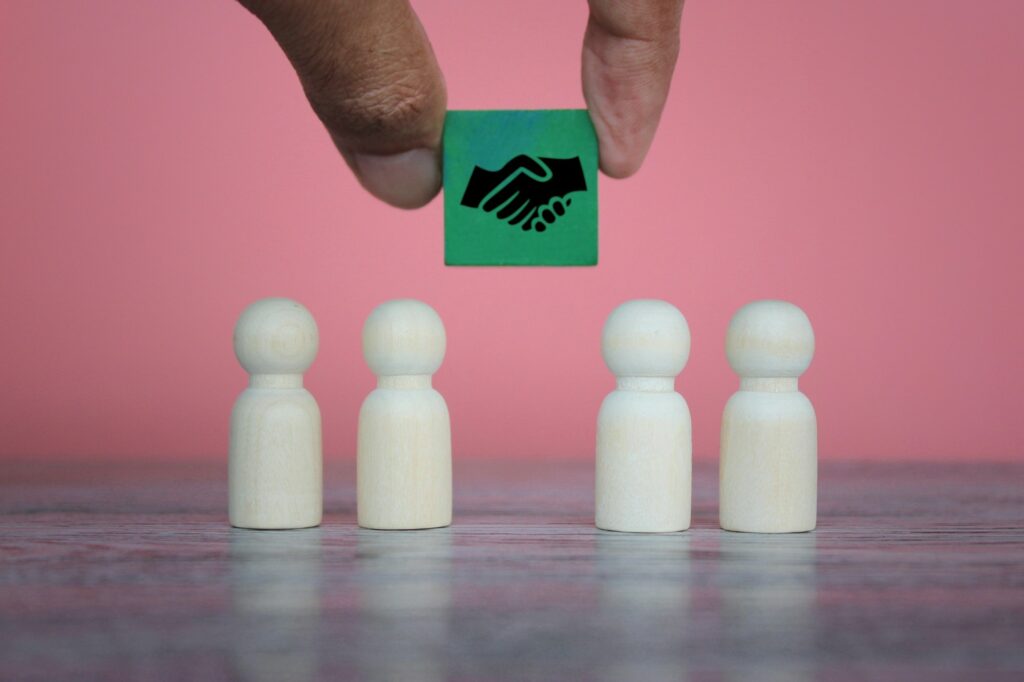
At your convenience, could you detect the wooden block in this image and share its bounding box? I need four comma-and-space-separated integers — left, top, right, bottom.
443, 109, 598, 266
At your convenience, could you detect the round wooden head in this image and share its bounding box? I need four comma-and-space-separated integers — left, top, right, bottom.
602, 299, 690, 378
233, 297, 319, 375
726, 300, 814, 378
362, 299, 446, 377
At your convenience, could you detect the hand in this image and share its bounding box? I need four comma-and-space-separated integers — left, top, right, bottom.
237, 0, 684, 209
460, 155, 587, 232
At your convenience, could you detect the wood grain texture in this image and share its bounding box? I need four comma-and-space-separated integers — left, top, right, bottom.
229, 298, 322, 530
1, 459, 1022, 681
358, 300, 451, 530
596, 299, 692, 532
721, 300, 817, 533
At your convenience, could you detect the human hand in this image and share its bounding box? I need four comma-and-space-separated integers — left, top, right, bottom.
237, 0, 684, 209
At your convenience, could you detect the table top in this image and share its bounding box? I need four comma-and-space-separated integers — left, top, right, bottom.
2, 459, 1023, 681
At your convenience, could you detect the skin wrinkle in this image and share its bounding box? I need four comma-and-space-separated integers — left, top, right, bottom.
584, 27, 680, 88
316, 73, 440, 145
587, 0, 683, 43
239, 0, 681, 204
584, 36, 672, 105
584, 0, 682, 176
305, 62, 441, 150
583, 19, 680, 175
582, 48, 659, 174
245, 0, 444, 153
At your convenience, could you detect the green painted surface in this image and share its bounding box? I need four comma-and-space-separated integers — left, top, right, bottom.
443, 110, 598, 266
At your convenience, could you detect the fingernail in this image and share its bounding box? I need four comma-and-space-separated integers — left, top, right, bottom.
348, 148, 441, 209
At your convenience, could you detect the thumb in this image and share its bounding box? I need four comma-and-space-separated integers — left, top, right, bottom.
239, 0, 447, 209
583, 0, 684, 178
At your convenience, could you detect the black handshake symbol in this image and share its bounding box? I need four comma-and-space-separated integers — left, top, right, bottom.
459, 155, 587, 232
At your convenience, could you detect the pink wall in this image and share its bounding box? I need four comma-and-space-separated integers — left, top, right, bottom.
2, 1, 1022, 462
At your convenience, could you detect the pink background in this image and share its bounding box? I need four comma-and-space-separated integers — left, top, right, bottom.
2, 1, 1022, 462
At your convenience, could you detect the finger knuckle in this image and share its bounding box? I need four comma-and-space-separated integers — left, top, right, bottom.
310, 69, 441, 141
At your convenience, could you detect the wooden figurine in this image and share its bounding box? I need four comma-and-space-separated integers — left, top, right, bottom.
358, 299, 452, 530
229, 298, 322, 529
720, 300, 817, 533
596, 299, 692, 533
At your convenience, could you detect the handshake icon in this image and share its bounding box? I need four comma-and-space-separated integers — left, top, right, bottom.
459, 155, 588, 233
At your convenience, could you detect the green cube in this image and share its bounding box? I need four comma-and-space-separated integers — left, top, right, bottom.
443, 109, 598, 266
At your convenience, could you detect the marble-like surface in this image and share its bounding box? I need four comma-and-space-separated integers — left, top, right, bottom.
1, 459, 1022, 681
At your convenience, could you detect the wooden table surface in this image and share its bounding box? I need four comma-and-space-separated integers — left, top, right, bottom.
1, 459, 1022, 681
